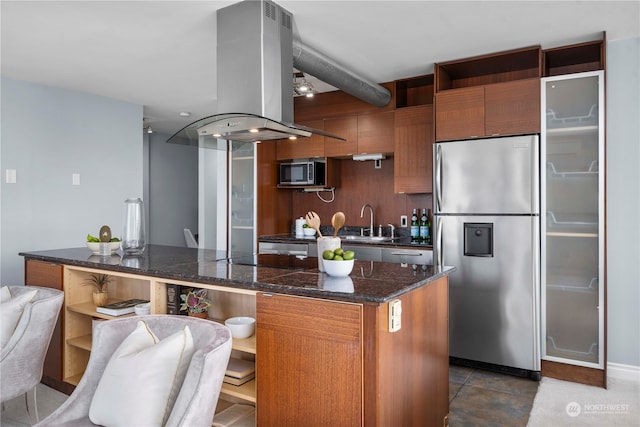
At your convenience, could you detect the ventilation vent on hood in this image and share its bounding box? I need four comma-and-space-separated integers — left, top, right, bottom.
167, 0, 344, 148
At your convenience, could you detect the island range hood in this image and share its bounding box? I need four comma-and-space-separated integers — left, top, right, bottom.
167, 0, 345, 148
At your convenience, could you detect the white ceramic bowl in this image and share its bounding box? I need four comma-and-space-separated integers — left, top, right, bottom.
225, 316, 256, 339
322, 259, 354, 277
134, 302, 151, 316
86, 241, 121, 255
302, 227, 316, 236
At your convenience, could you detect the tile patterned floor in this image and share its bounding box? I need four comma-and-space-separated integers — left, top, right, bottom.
449, 364, 539, 427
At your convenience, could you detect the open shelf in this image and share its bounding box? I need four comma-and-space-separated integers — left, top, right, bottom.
67, 301, 138, 320
543, 38, 605, 77
221, 379, 256, 403
67, 334, 92, 351
395, 74, 434, 108
64, 374, 83, 386
435, 45, 541, 92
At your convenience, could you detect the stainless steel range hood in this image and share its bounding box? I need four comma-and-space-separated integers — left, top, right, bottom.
167, 0, 344, 148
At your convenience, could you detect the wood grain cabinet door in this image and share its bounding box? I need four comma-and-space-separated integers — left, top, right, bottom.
256, 293, 363, 427
357, 111, 395, 154
394, 105, 434, 194
484, 78, 541, 136
435, 86, 485, 141
324, 116, 358, 158
25, 259, 64, 383
276, 120, 325, 160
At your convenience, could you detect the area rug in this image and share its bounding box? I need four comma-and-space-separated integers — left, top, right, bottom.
527, 377, 640, 426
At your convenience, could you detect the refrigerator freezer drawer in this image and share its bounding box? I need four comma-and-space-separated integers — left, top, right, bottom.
436, 215, 541, 371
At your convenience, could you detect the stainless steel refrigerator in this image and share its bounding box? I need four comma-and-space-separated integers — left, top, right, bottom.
433, 135, 541, 379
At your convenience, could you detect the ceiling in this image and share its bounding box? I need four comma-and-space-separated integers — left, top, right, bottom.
2, 1, 638, 135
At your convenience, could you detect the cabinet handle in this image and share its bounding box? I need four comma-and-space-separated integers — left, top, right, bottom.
262, 293, 273, 298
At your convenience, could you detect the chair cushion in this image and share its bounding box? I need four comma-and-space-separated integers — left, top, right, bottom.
0, 286, 12, 302
0, 288, 37, 348
89, 320, 195, 427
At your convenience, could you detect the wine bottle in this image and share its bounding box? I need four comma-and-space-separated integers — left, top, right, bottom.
426, 209, 432, 245
419, 208, 428, 244
410, 209, 419, 243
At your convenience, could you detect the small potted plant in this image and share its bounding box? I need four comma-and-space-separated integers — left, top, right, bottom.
180, 289, 212, 319
85, 273, 113, 307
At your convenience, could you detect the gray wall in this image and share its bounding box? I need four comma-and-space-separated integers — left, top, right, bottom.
148, 131, 198, 246
0, 77, 143, 285
606, 36, 640, 368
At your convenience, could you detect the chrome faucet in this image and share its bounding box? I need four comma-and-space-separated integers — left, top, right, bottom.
360, 203, 374, 236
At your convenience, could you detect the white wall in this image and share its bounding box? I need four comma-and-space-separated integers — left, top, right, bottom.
147, 131, 198, 246
0, 77, 143, 284
606, 36, 640, 368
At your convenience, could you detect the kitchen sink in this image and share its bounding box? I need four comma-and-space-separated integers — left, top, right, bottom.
341, 235, 396, 242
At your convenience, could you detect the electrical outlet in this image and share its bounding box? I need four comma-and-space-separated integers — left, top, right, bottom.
389, 299, 402, 332
400, 215, 408, 228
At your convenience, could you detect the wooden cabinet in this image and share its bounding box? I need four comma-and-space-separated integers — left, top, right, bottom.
485, 78, 541, 136
324, 116, 358, 158
276, 120, 325, 160
357, 110, 395, 154
322, 111, 395, 158
543, 36, 605, 77
256, 276, 450, 426
435, 79, 540, 141
435, 86, 485, 141
394, 105, 434, 194
541, 71, 606, 388
256, 293, 362, 426
435, 46, 542, 141
60, 265, 258, 404
24, 259, 70, 393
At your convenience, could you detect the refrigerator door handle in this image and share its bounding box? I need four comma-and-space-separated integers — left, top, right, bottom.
435, 144, 442, 212
435, 217, 443, 267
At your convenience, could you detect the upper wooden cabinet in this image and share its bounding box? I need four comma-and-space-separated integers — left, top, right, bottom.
435, 86, 485, 141
276, 120, 325, 160
484, 78, 541, 136
324, 116, 358, 158
543, 37, 606, 77
357, 110, 395, 154
395, 74, 434, 108
435, 46, 542, 141
394, 105, 434, 194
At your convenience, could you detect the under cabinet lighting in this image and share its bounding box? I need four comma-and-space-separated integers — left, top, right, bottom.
352, 153, 385, 161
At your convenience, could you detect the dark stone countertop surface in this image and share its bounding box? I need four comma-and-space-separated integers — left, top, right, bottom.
20, 244, 452, 304
259, 229, 433, 250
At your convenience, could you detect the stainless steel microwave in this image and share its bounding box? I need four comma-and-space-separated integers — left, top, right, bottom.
279, 161, 325, 185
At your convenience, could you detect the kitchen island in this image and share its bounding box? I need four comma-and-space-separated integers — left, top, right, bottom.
21, 245, 454, 427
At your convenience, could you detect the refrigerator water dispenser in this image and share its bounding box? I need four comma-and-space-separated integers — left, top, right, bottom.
463, 223, 493, 257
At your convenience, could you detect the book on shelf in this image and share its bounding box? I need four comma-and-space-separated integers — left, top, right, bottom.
224, 358, 255, 386
95, 299, 149, 316
166, 284, 192, 315
223, 372, 255, 386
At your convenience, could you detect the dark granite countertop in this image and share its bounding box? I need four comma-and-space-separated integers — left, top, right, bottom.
259, 231, 433, 250
20, 244, 452, 304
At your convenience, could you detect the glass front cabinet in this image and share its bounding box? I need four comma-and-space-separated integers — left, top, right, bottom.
540, 71, 605, 382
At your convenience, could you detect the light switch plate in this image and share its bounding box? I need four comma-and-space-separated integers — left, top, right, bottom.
5, 169, 16, 184
400, 215, 408, 228
389, 299, 402, 332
